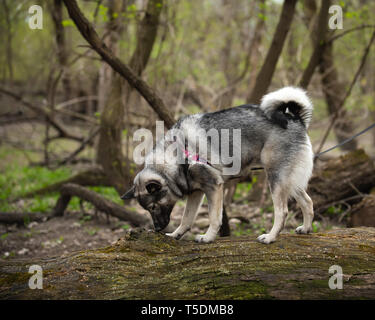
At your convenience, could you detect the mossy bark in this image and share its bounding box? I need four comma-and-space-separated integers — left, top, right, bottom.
1, 227, 375, 299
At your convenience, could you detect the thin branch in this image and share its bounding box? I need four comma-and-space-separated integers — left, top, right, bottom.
0, 86, 84, 142
56, 127, 100, 167
327, 24, 375, 44
0, 87, 97, 126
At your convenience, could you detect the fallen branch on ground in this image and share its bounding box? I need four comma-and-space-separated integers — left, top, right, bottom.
54, 183, 151, 227
0, 211, 51, 225
1, 183, 151, 227
307, 149, 375, 213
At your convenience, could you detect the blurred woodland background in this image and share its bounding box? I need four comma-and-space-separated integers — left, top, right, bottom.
1, 0, 375, 261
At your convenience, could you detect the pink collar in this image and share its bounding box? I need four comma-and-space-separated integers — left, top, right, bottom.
183, 149, 208, 164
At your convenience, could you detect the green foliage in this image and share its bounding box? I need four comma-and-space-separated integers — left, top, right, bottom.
257, 13, 267, 21
121, 224, 130, 230
85, 227, 98, 236
0, 158, 122, 214
325, 205, 344, 216
123, 3, 138, 19
98, 4, 108, 22
312, 221, 320, 233
0, 163, 71, 202
61, 19, 75, 27
56, 236, 64, 244
0, 233, 9, 240
233, 178, 256, 201
79, 214, 92, 225
233, 222, 253, 237
89, 186, 122, 205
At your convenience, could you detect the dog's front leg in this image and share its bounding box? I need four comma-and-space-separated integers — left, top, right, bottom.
166, 190, 204, 240
195, 184, 224, 243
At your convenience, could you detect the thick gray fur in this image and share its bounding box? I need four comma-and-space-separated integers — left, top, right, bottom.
122, 87, 314, 244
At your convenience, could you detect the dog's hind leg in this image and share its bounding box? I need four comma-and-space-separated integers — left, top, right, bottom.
195, 184, 224, 243
166, 190, 204, 240
257, 182, 289, 244
294, 189, 314, 234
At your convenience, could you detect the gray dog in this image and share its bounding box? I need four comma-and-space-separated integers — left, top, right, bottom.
122, 87, 314, 244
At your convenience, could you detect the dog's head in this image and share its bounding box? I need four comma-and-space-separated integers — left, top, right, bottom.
121, 166, 186, 231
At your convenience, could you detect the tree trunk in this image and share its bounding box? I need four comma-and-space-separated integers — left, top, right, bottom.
96, 0, 163, 193
1, 0, 13, 82
63, 0, 174, 128
302, 0, 357, 151
1, 227, 375, 299
96, 75, 129, 193
247, 0, 266, 97
299, 0, 330, 89
247, 0, 297, 104
50, 0, 72, 102
319, 42, 358, 151
97, 0, 125, 113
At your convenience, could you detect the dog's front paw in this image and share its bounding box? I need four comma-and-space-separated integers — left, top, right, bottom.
195, 234, 214, 243
166, 231, 182, 240
257, 233, 276, 244
295, 225, 311, 234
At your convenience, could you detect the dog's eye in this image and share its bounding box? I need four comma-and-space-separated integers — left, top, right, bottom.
146, 182, 162, 194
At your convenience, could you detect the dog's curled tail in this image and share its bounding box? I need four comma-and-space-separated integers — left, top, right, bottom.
260, 86, 313, 129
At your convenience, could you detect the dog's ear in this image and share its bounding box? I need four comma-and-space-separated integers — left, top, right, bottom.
121, 186, 135, 200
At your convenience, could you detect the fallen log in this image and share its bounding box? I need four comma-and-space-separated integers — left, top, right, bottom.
1, 227, 374, 299
348, 190, 375, 227
1, 183, 151, 227
54, 183, 151, 227
0, 211, 50, 225
307, 149, 375, 213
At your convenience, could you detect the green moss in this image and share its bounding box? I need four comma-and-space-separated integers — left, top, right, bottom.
212, 280, 272, 299
358, 244, 375, 254
0, 272, 30, 287
2, 228, 375, 299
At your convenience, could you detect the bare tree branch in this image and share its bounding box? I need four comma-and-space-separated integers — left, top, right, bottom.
0, 87, 85, 141
62, 0, 175, 129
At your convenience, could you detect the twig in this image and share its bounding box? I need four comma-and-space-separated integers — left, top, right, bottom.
0, 87, 85, 141
315, 194, 366, 214
327, 24, 375, 44
55, 96, 98, 110
338, 202, 351, 223
56, 126, 100, 167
